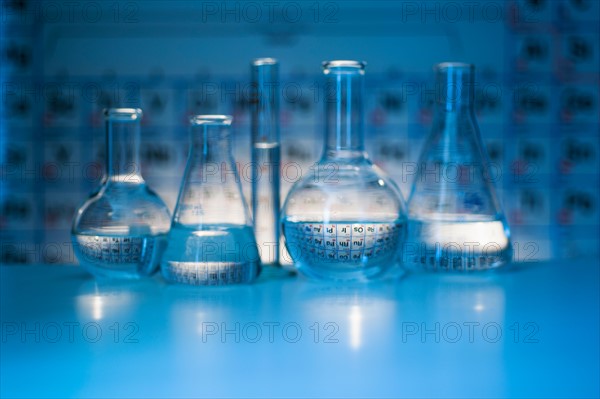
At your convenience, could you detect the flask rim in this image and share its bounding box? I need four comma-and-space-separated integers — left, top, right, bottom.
323, 60, 366, 74
252, 57, 278, 66
435, 62, 474, 73
190, 114, 233, 126
103, 108, 142, 121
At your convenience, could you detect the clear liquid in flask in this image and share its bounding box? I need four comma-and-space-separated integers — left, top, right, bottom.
161, 223, 260, 285
405, 216, 511, 271
72, 232, 167, 279
282, 217, 406, 280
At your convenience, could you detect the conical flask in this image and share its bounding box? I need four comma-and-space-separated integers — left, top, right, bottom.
71, 108, 171, 279
281, 61, 407, 281
161, 115, 261, 285
404, 63, 512, 271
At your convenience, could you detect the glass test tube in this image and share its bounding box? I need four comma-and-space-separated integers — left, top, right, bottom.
251, 58, 281, 266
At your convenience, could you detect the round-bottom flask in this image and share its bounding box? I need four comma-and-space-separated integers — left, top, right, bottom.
281, 61, 407, 281
161, 115, 260, 286
72, 108, 171, 279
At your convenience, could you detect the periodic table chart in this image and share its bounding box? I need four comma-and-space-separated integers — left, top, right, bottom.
1, 0, 599, 265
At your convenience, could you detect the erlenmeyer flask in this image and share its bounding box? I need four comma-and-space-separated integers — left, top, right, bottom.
161, 115, 260, 285
404, 63, 512, 271
281, 61, 407, 281
72, 108, 171, 279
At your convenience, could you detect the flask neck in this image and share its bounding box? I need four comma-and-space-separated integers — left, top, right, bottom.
251, 58, 280, 144
106, 116, 143, 184
435, 63, 475, 112
323, 62, 365, 159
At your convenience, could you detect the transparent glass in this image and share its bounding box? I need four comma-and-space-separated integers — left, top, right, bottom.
161, 115, 261, 285
72, 108, 171, 279
251, 58, 281, 266
281, 61, 408, 281
404, 63, 512, 271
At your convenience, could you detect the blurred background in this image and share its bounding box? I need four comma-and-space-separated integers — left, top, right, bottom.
1, 0, 599, 265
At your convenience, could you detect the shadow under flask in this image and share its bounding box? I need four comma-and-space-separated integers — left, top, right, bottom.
71, 108, 171, 279
281, 61, 408, 281
161, 115, 261, 285
405, 63, 512, 271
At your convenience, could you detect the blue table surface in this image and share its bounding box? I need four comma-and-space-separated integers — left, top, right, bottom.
1, 259, 599, 398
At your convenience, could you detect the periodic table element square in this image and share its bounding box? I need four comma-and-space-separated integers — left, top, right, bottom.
325, 249, 337, 261
310, 223, 323, 236
140, 129, 178, 178
324, 224, 336, 237
556, 185, 599, 226
474, 78, 505, 125
558, 86, 599, 125
512, 35, 552, 73
483, 137, 506, 172
208, 266, 219, 286
43, 187, 80, 229
313, 235, 325, 248
351, 224, 366, 237
364, 234, 376, 249
41, 81, 82, 128
559, 34, 599, 77
512, 136, 552, 177
370, 87, 409, 127
2, 39, 33, 75
511, 83, 555, 125
555, 226, 600, 259
42, 135, 84, 181
337, 236, 351, 250
513, 0, 554, 26
348, 249, 361, 262
558, 134, 600, 175
279, 80, 320, 128
140, 88, 176, 126
88, 81, 143, 115
336, 224, 352, 237
186, 85, 233, 116
316, 248, 326, 260
369, 135, 411, 176
1, 189, 37, 230
507, 187, 551, 226
337, 249, 351, 262
324, 236, 337, 249
0, 231, 35, 264
365, 224, 377, 236
1, 136, 36, 182
1, 80, 36, 128
197, 263, 208, 283
556, 0, 600, 22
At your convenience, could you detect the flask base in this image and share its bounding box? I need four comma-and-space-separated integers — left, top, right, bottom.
403, 218, 512, 272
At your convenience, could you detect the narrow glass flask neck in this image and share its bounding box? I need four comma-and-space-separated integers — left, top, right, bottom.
435, 64, 475, 112
324, 69, 365, 158
106, 119, 143, 183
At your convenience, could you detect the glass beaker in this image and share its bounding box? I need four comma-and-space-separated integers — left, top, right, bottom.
404, 63, 512, 271
251, 58, 281, 266
72, 108, 171, 279
161, 115, 260, 285
281, 61, 408, 281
